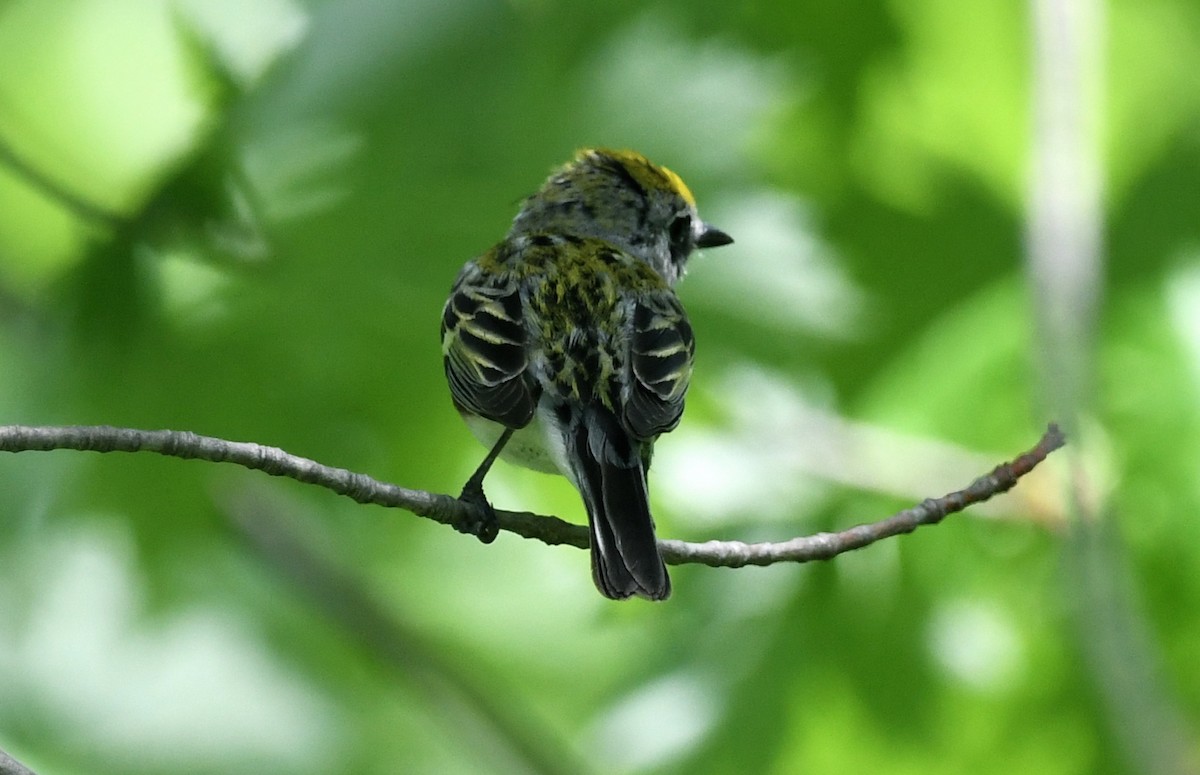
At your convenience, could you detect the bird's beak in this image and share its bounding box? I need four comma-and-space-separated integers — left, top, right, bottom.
695, 224, 734, 249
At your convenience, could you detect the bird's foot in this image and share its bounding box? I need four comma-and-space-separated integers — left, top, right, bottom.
456, 480, 499, 544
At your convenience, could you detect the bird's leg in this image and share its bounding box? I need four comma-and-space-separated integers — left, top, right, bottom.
455, 427, 514, 544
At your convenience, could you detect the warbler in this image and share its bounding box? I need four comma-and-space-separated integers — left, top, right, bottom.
440, 149, 732, 600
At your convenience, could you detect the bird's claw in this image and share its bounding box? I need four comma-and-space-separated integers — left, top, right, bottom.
456, 481, 499, 544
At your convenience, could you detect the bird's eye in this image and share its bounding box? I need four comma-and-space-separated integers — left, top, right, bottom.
668, 215, 692, 256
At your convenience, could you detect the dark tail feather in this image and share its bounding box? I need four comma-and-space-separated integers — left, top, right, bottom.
572, 408, 670, 601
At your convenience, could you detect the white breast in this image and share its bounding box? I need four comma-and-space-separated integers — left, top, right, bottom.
462, 405, 574, 483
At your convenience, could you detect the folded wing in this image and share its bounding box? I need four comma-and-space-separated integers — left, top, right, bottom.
625, 292, 695, 440
441, 272, 537, 429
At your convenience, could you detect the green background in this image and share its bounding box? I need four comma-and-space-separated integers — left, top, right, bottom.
0, 0, 1197, 773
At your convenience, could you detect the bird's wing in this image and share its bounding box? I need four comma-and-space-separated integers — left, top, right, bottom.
441, 265, 537, 428
624, 290, 695, 439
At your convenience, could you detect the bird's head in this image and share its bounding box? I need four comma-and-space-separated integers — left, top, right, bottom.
510, 148, 733, 286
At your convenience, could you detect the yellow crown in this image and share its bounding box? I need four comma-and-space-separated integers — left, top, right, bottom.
579, 148, 696, 206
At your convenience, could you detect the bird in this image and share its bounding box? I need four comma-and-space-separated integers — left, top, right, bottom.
440, 148, 732, 600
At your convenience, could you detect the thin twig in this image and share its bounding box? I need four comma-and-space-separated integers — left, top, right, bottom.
0, 135, 123, 228
660, 423, 1064, 566
0, 423, 1064, 566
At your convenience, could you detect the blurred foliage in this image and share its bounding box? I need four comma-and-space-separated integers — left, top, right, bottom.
0, 0, 1197, 773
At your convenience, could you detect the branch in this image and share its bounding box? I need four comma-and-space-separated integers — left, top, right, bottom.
661, 423, 1064, 566
0, 747, 36, 775
0, 423, 1064, 567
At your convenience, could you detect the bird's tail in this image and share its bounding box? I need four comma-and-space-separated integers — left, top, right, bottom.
571, 406, 670, 600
